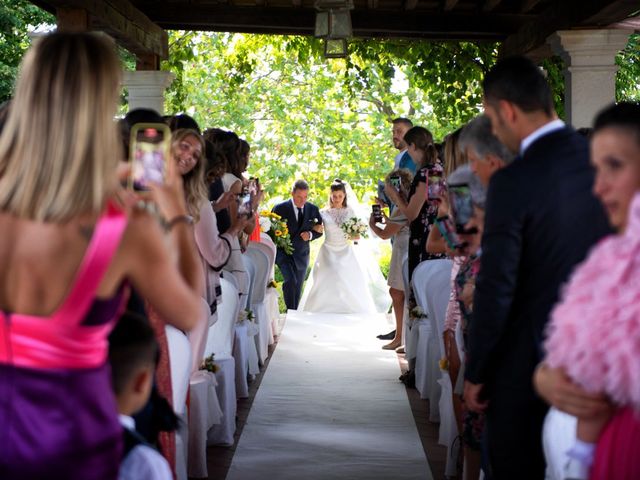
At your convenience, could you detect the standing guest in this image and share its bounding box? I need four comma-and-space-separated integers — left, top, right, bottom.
369, 169, 411, 351
392, 118, 417, 173
0, 32, 202, 479
536, 102, 640, 480
463, 56, 610, 479
385, 126, 445, 288
109, 312, 172, 480
272, 180, 323, 310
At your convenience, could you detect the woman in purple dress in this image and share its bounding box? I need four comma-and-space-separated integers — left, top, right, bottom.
0, 33, 203, 479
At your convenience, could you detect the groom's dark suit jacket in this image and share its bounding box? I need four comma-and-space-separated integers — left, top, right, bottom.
465, 126, 611, 478
272, 200, 323, 268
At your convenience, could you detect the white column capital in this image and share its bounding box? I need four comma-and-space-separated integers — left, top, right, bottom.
121, 70, 175, 115
548, 29, 633, 67
546, 29, 632, 128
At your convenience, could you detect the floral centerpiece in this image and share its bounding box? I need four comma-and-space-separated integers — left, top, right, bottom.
237, 308, 255, 324
341, 217, 368, 242
200, 353, 219, 373
259, 210, 293, 255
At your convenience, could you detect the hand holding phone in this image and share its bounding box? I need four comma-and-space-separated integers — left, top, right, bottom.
372, 204, 383, 223
129, 123, 170, 191
448, 183, 476, 234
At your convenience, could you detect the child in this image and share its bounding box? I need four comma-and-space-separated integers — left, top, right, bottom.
109, 312, 173, 480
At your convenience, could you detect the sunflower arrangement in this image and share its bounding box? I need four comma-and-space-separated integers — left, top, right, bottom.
259, 210, 294, 255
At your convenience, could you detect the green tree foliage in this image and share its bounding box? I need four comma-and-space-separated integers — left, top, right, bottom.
162, 32, 497, 204
0, 0, 54, 103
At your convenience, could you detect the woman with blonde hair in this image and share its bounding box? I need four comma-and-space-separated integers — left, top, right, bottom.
0, 33, 202, 479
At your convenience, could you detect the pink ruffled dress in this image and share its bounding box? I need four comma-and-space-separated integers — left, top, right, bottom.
545, 193, 640, 478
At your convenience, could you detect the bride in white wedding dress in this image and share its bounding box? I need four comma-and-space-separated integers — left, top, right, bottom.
299, 179, 390, 314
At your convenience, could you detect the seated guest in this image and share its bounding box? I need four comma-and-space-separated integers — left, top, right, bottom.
0, 32, 201, 479
109, 312, 172, 480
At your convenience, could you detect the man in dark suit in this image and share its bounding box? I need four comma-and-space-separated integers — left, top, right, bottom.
463, 56, 611, 479
272, 179, 323, 310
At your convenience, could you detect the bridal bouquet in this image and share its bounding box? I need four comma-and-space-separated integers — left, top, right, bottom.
259, 210, 294, 255
341, 217, 368, 242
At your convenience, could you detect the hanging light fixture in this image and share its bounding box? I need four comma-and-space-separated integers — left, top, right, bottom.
314, 0, 353, 58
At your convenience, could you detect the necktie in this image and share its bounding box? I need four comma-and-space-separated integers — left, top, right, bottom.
297, 207, 303, 226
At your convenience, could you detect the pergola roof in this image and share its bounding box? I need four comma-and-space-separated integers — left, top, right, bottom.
33, 0, 640, 61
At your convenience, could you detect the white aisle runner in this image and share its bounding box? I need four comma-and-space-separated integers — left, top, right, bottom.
227, 310, 433, 480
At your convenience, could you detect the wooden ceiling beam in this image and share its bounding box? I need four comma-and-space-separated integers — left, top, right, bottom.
37, 0, 167, 59
403, 0, 419, 10
147, 6, 527, 39
520, 0, 543, 13
483, 0, 503, 11
443, 0, 460, 11
502, 0, 639, 58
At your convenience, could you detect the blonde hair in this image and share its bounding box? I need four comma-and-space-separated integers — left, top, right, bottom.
0, 32, 121, 222
443, 128, 468, 178
172, 129, 207, 222
385, 168, 413, 196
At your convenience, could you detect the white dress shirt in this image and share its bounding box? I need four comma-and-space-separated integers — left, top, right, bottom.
520, 119, 565, 155
394, 148, 408, 168
118, 415, 173, 480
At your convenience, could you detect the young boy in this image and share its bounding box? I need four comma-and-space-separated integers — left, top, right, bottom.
109, 312, 173, 480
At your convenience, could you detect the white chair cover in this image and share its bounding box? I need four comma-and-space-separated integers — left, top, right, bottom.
187, 298, 215, 375
207, 356, 237, 446
205, 277, 238, 360
232, 320, 250, 398
260, 233, 283, 336
186, 301, 224, 478
246, 246, 273, 364
412, 260, 452, 411
402, 255, 419, 360
241, 253, 256, 310
187, 370, 223, 478
165, 325, 192, 480
413, 259, 457, 475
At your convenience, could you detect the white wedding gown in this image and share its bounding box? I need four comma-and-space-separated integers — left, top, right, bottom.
299, 207, 390, 314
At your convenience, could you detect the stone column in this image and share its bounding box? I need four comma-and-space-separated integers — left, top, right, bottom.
122, 70, 175, 115
548, 29, 632, 128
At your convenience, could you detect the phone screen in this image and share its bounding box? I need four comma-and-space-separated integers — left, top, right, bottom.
389, 176, 401, 192
129, 123, 170, 191
372, 204, 382, 222
435, 216, 463, 249
237, 179, 257, 218
448, 183, 474, 232
427, 167, 446, 200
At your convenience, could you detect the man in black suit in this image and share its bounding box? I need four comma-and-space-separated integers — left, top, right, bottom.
463, 56, 611, 479
272, 180, 323, 310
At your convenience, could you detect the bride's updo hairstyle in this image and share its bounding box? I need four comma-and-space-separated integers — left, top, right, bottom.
403, 126, 438, 168
330, 178, 347, 207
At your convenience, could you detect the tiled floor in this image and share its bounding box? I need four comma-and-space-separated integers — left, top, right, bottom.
200, 327, 452, 480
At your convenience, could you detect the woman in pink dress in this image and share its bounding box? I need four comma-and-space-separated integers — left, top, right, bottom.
0, 33, 202, 479
536, 102, 640, 479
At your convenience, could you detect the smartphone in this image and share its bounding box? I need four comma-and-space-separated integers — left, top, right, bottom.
377, 180, 390, 206
372, 204, 383, 223
427, 167, 446, 200
237, 178, 257, 218
389, 175, 401, 192
435, 216, 464, 249
448, 183, 477, 234
129, 123, 170, 191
